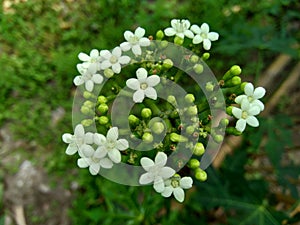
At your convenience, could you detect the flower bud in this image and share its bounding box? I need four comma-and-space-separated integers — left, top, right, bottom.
98, 103, 108, 114
170, 133, 188, 142
202, 52, 210, 60
230, 65, 242, 76
174, 36, 184, 45
142, 132, 153, 143
83, 91, 95, 99
225, 127, 242, 136
195, 168, 207, 181
193, 64, 204, 74
83, 100, 94, 108
151, 122, 165, 134
97, 96, 107, 104
156, 30, 164, 40
240, 82, 248, 91
188, 159, 200, 169
167, 95, 177, 105
99, 116, 109, 125
205, 82, 214, 92
163, 59, 173, 69
220, 118, 229, 127
187, 105, 198, 116
226, 106, 233, 116
190, 55, 199, 63
185, 125, 195, 135
185, 94, 195, 103
193, 142, 205, 156
104, 68, 114, 78
141, 108, 152, 118
213, 134, 224, 143
223, 76, 241, 87
128, 115, 140, 126
160, 40, 168, 48
81, 119, 93, 127
81, 105, 91, 115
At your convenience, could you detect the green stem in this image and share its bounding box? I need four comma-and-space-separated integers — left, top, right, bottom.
144, 99, 162, 116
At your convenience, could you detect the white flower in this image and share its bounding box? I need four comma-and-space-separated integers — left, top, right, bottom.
191, 23, 219, 50
77, 148, 113, 175
232, 99, 261, 132
161, 175, 193, 203
120, 27, 150, 56
139, 152, 175, 193
62, 124, 94, 156
73, 65, 104, 92
93, 127, 129, 164
126, 68, 160, 103
100, 47, 131, 74
235, 83, 266, 111
78, 49, 102, 71
164, 19, 194, 39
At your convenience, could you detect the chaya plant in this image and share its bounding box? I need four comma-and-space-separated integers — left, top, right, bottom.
62, 19, 266, 203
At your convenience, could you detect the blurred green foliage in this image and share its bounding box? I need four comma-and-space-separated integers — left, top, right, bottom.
0, 0, 299, 224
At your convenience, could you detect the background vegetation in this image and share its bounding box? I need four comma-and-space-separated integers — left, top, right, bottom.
0, 0, 299, 224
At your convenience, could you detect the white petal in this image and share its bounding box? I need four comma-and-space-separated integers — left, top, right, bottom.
112, 63, 121, 74
246, 116, 259, 127
134, 27, 145, 38
164, 27, 176, 36
66, 145, 78, 155
124, 30, 134, 41
126, 78, 140, 90
101, 60, 111, 70
136, 68, 148, 80
140, 157, 154, 171
118, 56, 131, 64
112, 47, 122, 57
208, 32, 219, 41
92, 74, 103, 84
144, 87, 157, 100
85, 80, 94, 92
90, 49, 99, 57
183, 19, 191, 28
235, 95, 246, 104
190, 24, 201, 34
76, 64, 86, 74
176, 33, 184, 39
116, 139, 129, 151
74, 124, 85, 138
241, 99, 250, 111
155, 152, 167, 167
203, 39, 211, 50
77, 158, 90, 168
232, 107, 242, 119
192, 35, 203, 44
171, 19, 178, 28
244, 83, 254, 96
73, 76, 84, 86
160, 167, 175, 179
94, 146, 107, 158
180, 177, 193, 189
139, 37, 150, 46
85, 132, 94, 144
252, 100, 264, 111
184, 30, 194, 39
100, 50, 112, 59
81, 144, 94, 157
107, 127, 118, 141
173, 187, 185, 202
139, 173, 153, 184
153, 177, 165, 193
120, 42, 131, 51
89, 163, 100, 175
236, 119, 246, 132
253, 87, 266, 99
133, 90, 145, 103
62, 133, 72, 144
146, 75, 160, 87
94, 133, 106, 145
161, 186, 173, 197
132, 45, 142, 55
99, 158, 113, 169
248, 106, 260, 116
108, 148, 121, 163
78, 52, 90, 61
201, 23, 209, 33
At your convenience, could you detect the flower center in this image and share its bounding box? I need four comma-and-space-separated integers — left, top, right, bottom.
201, 32, 207, 39
129, 36, 139, 44
110, 55, 118, 64
175, 22, 187, 33
106, 140, 116, 150
242, 111, 248, 119
140, 83, 148, 90
248, 96, 254, 102
171, 179, 180, 188
91, 156, 100, 163
75, 136, 84, 146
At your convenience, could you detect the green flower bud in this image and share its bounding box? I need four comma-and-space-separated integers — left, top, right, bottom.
156, 30, 164, 40
220, 118, 229, 127
83, 100, 94, 108
163, 59, 173, 69
225, 127, 242, 136
187, 105, 198, 116
186, 125, 195, 135
83, 91, 95, 99
188, 159, 200, 169
128, 115, 140, 126
142, 132, 153, 143
141, 108, 152, 118
98, 104, 108, 114
81, 119, 93, 127
223, 76, 241, 88
185, 94, 195, 103
230, 65, 242, 76
97, 96, 107, 104
99, 116, 109, 125
193, 64, 204, 74
213, 134, 224, 143
190, 55, 199, 63
104, 68, 114, 78
193, 142, 205, 156
195, 168, 207, 181
160, 40, 168, 48
240, 82, 248, 91
205, 82, 214, 92
202, 52, 210, 60
174, 36, 184, 45
170, 133, 188, 142
167, 95, 177, 105
226, 106, 233, 116
80, 105, 92, 115
151, 122, 165, 134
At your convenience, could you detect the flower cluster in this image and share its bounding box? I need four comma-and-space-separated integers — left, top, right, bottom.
62, 18, 266, 203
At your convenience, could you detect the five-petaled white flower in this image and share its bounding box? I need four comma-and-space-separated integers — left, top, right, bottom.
73, 64, 104, 92
77, 148, 114, 176
139, 152, 175, 193
62, 124, 94, 157
235, 83, 266, 112
164, 19, 194, 39
191, 23, 219, 50
161, 175, 193, 203
100, 47, 131, 74
78, 49, 102, 71
232, 99, 260, 132
126, 68, 160, 103
93, 127, 129, 164
120, 27, 150, 56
